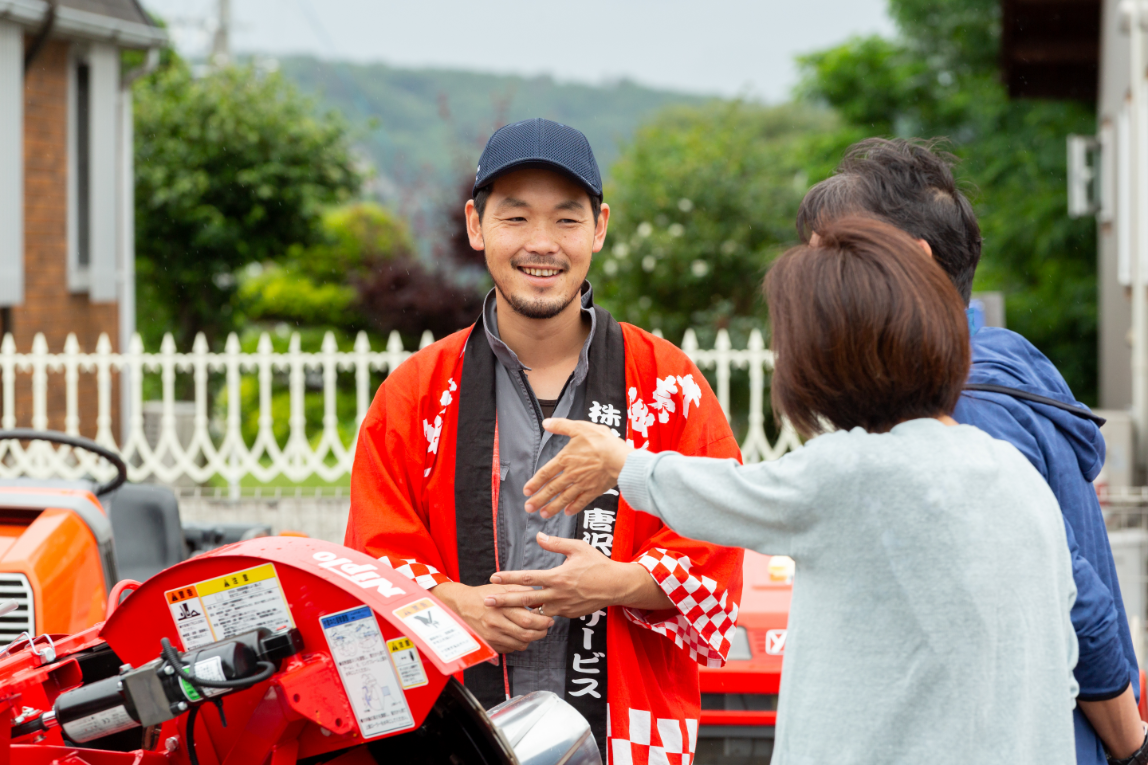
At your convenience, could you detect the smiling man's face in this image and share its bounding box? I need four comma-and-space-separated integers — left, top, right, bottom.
466, 167, 609, 321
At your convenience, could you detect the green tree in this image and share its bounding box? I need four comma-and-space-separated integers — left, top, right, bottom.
133, 60, 363, 351
797, 0, 1098, 402
230, 202, 483, 460
239, 201, 485, 345
590, 102, 837, 345
239, 203, 409, 332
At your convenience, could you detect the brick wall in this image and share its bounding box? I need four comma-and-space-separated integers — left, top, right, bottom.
17, 39, 120, 438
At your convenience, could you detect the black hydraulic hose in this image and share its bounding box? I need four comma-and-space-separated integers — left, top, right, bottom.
185, 703, 201, 765
159, 637, 275, 690
184, 698, 233, 765
159, 637, 275, 765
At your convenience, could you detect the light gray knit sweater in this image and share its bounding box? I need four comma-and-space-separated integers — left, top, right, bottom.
619, 418, 1078, 765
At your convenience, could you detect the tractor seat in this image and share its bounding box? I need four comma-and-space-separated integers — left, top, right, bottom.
101, 483, 186, 583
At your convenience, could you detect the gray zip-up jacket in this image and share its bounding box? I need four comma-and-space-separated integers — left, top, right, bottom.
483, 288, 595, 696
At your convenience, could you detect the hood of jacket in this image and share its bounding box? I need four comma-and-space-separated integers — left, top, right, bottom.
966, 327, 1105, 482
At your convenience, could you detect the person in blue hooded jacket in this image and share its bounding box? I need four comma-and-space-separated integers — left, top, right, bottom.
796, 138, 1146, 764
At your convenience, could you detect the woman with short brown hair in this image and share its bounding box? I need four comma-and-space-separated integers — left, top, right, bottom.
766, 216, 970, 437
513, 217, 1078, 764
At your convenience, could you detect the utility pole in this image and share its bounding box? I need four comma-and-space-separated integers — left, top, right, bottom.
211, 0, 230, 67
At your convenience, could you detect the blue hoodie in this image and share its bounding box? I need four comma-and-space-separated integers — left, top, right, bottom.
953, 327, 1139, 765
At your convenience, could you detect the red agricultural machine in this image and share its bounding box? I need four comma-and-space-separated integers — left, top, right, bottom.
0, 535, 598, 764
696, 552, 790, 763
0, 431, 599, 764
0, 430, 273, 646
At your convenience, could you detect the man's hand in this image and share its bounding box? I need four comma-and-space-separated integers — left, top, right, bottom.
486, 532, 672, 618
524, 418, 633, 518
433, 581, 554, 654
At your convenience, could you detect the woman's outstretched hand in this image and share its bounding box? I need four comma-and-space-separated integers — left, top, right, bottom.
524, 418, 633, 518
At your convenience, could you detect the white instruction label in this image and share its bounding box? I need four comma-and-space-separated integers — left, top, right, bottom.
392, 598, 479, 663
165, 564, 294, 650
320, 606, 414, 738
61, 704, 136, 743
179, 655, 228, 701
386, 636, 429, 689
166, 592, 211, 649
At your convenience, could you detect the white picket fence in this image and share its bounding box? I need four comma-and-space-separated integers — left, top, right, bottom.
0, 328, 802, 487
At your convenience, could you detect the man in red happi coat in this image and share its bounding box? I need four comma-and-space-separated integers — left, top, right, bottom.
346, 118, 743, 764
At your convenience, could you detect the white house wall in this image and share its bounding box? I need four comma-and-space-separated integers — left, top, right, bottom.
118, 83, 135, 443
1100, 0, 1135, 409
0, 20, 23, 307
87, 42, 118, 303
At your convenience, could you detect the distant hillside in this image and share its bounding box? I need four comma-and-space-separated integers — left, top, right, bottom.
275, 56, 717, 198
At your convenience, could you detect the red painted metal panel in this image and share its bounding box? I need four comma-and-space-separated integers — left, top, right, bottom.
699, 709, 777, 727
699, 665, 781, 695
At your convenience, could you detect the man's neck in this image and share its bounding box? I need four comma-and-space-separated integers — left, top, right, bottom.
494, 290, 590, 373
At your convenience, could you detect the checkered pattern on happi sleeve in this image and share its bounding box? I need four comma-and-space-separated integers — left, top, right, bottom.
378, 556, 451, 590
609, 707, 699, 765
624, 548, 739, 668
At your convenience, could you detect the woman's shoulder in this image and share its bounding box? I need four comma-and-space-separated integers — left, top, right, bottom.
945, 421, 1047, 472
896, 420, 1058, 501
797, 418, 1045, 476
808, 420, 1043, 485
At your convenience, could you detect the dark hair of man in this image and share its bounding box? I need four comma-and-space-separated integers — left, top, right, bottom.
765, 216, 971, 438
794, 138, 983, 304
473, 182, 602, 224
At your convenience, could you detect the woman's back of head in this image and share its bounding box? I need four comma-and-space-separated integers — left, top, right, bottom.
765, 216, 970, 437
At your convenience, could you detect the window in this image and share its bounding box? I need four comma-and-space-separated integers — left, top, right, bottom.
75, 60, 91, 271
68, 43, 118, 299
68, 47, 91, 291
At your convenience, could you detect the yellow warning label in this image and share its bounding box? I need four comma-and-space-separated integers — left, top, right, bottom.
193, 563, 278, 596
164, 563, 293, 650
387, 636, 428, 688
387, 637, 415, 652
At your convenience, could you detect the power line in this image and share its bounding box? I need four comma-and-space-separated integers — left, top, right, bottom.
295, 0, 375, 118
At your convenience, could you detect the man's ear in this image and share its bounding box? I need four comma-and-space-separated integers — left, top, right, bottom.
592, 202, 611, 254
916, 238, 933, 259
465, 200, 484, 251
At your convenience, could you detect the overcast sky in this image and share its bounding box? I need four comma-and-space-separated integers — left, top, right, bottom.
141, 0, 896, 102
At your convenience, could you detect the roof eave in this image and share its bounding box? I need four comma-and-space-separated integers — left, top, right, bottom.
0, 0, 167, 49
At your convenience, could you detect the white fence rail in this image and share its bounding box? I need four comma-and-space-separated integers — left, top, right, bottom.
0, 328, 801, 486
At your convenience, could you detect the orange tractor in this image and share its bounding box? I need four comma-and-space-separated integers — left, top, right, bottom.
0, 430, 267, 644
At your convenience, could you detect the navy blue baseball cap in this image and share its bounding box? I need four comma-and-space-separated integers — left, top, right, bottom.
473, 118, 603, 200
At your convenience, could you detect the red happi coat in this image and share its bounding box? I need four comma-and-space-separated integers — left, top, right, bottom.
346, 320, 743, 765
